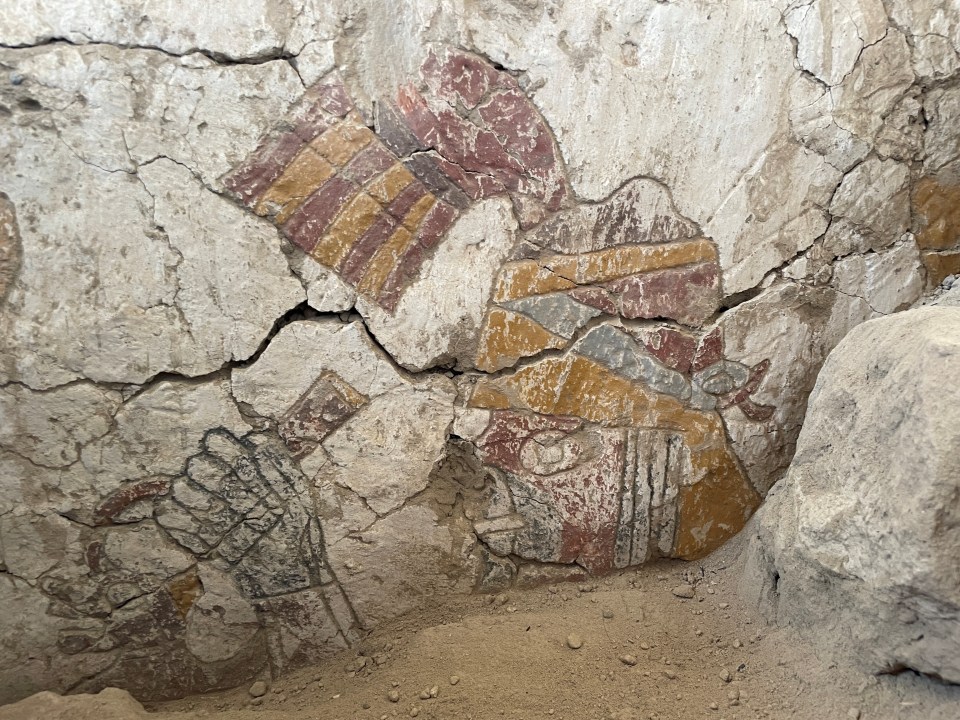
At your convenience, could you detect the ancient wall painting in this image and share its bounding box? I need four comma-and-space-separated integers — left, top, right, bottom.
466, 324, 770, 572
219, 47, 781, 596
914, 177, 960, 287
68, 427, 361, 697
224, 47, 567, 312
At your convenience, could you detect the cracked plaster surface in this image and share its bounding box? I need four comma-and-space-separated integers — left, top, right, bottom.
0, 0, 958, 704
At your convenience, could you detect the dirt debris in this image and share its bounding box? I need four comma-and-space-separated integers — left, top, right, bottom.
4, 558, 959, 720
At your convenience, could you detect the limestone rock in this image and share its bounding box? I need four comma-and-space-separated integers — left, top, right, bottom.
0, 43, 307, 387
0, 0, 316, 62
0, 193, 21, 304
742, 307, 960, 683
0, 576, 113, 704
184, 566, 261, 664
0, 512, 80, 583
826, 158, 912, 256
924, 87, 960, 179
886, 0, 960, 81
704, 141, 837, 294
5, 43, 305, 183
0, 382, 121, 468
830, 30, 916, 146
291, 255, 358, 313
788, 76, 871, 173
0, 687, 149, 720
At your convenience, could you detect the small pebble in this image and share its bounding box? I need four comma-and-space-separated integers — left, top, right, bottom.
710, 702, 719, 710
847, 710, 861, 720
419, 690, 430, 700
664, 670, 678, 680
248, 681, 268, 698
387, 690, 400, 703
619, 654, 638, 666
566, 633, 584, 650
429, 686, 439, 698
671, 584, 696, 599
733, 639, 743, 649
602, 609, 615, 619
720, 668, 732, 683
449, 675, 460, 686
410, 707, 420, 718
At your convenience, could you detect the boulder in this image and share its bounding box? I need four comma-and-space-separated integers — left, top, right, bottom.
742, 307, 960, 683
0, 688, 149, 720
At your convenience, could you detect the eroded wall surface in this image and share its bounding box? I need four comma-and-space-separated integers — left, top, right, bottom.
0, 0, 958, 702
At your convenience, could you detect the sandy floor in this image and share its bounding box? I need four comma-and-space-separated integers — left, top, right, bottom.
4, 551, 959, 720
144, 554, 960, 720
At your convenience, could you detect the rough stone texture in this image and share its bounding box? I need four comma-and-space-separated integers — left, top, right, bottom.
0, 688, 150, 720
0, 194, 21, 304
785, 0, 888, 86
832, 240, 924, 315
0, 0, 957, 704
742, 308, 960, 683
716, 283, 873, 494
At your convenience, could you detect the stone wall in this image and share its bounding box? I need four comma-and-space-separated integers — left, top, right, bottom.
0, 0, 958, 703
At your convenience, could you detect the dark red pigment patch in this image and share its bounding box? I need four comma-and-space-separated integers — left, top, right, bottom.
282, 176, 358, 254
604, 262, 720, 326
94, 478, 172, 526
377, 200, 458, 310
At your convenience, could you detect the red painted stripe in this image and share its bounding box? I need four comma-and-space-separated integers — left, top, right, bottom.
223, 133, 305, 206
377, 201, 457, 310
338, 213, 398, 282
385, 179, 429, 221
282, 175, 357, 254
341, 143, 398, 186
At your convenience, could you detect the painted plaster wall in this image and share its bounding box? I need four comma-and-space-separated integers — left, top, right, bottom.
0, 0, 958, 702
